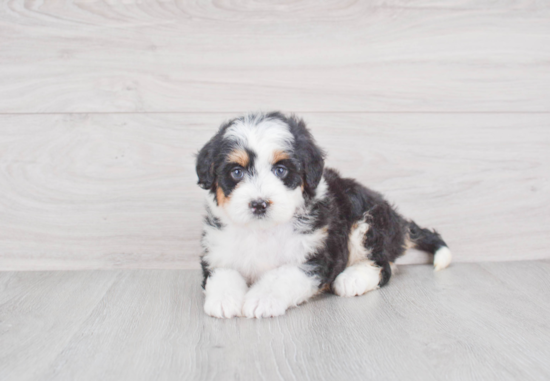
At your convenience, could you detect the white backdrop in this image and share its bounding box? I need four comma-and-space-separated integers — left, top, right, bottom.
1, 0, 549, 269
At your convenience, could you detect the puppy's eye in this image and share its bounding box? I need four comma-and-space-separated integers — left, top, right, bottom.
230, 167, 244, 181
272, 165, 288, 179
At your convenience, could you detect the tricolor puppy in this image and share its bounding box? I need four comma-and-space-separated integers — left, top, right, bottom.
196, 112, 451, 319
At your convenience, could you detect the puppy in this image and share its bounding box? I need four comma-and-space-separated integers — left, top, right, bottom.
196, 112, 451, 319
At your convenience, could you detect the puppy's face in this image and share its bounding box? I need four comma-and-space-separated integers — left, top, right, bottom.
196, 113, 325, 228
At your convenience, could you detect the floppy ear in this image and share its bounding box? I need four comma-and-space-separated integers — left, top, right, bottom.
195, 136, 219, 190
291, 118, 326, 194
299, 134, 325, 193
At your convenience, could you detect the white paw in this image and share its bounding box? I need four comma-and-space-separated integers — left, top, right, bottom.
434, 247, 452, 271
242, 293, 287, 319
332, 263, 380, 297
204, 294, 244, 319
203, 268, 248, 318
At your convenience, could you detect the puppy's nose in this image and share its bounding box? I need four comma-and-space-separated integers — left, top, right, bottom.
249, 199, 269, 215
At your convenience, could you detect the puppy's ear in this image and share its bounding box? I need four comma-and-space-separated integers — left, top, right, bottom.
299, 135, 325, 193
291, 117, 326, 194
195, 136, 219, 190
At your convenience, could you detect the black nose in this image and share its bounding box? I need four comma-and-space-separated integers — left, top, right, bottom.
249, 199, 269, 215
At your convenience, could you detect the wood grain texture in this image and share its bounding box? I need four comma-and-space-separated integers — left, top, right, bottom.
0, 113, 548, 270
1, 0, 549, 113
1, 262, 550, 380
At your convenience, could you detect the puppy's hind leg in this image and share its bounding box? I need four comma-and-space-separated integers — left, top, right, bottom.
332, 260, 384, 297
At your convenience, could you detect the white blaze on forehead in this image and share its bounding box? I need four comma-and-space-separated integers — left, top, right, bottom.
223, 116, 294, 163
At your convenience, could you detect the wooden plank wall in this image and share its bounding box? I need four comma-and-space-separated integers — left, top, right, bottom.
0, 0, 549, 270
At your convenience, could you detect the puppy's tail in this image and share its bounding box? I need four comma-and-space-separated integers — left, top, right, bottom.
406, 220, 452, 271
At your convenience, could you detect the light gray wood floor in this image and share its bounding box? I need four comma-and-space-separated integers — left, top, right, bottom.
1, 261, 550, 381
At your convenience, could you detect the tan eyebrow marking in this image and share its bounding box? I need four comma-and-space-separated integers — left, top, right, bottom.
272, 150, 290, 164
227, 149, 249, 167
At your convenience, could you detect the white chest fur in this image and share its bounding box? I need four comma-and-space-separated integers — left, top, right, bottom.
202, 222, 327, 284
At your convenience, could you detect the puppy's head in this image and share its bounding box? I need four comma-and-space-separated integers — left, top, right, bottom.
196, 112, 325, 227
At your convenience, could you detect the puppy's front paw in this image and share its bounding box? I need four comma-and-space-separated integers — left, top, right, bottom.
204, 294, 244, 319
242, 293, 287, 319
